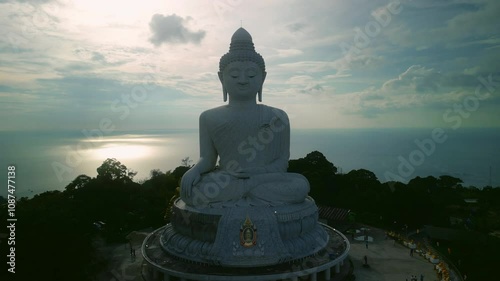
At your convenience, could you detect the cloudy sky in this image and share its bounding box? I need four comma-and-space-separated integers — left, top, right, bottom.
1, 0, 499, 131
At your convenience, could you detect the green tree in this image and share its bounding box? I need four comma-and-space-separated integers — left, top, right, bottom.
96, 158, 135, 182
150, 168, 165, 179
288, 151, 337, 176
438, 175, 463, 189
288, 151, 337, 204
181, 156, 193, 167
345, 169, 380, 189
65, 174, 92, 191
172, 166, 190, 181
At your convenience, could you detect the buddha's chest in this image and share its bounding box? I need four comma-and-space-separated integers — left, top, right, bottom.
210, 110, 279, 162
212, 107, 271, 136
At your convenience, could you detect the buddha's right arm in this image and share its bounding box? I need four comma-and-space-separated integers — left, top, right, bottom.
196, 112, 218, 174
181, 114, 219, 198
180, 154, 217, 198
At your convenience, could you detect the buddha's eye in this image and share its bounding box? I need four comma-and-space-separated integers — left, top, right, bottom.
247, 69, 256, 78
230, 70, 239, 78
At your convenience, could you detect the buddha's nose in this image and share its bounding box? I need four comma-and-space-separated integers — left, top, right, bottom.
238, 76, 249, 84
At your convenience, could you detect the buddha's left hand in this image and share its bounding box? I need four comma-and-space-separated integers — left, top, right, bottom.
237, 167, 266, 176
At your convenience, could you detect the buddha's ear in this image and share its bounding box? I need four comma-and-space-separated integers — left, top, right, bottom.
218, 71, 228, 102
258, 71, 266, 102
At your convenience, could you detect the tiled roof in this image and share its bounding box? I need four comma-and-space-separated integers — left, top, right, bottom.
318, 207, 350, 221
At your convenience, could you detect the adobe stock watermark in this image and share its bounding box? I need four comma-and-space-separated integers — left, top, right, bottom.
185, 108, 289, 206
338, 0, 405, 71
51, 66, 159, 183
384, 74, 499, 188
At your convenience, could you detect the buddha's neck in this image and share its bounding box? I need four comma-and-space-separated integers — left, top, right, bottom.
227, 98, 257, 109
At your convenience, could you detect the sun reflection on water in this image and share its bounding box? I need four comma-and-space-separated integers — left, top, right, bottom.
92, 144, 152, 160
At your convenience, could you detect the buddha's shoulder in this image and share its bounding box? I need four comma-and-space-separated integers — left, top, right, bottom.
199, 105, 289, 123
259, 105, 289, 122
199, 106, 229, 122
260, 104, 285, 113
200, 105, 228, 115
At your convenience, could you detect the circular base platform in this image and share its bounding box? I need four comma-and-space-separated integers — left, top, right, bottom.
163, 197, 328, 267
142, 223, 350, 281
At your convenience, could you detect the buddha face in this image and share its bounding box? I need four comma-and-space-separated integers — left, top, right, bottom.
219, 61, 266, 102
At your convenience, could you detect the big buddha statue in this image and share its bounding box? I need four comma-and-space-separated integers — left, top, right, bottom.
161, 28, 329, 267
180, 27, 309, 207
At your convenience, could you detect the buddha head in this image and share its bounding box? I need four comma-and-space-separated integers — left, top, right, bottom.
219, 28, 266, 102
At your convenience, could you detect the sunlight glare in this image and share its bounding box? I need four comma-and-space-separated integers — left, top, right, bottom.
93, 144, 151, 160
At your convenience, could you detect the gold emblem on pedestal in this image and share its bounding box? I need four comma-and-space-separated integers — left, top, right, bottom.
240, 215, 257, 248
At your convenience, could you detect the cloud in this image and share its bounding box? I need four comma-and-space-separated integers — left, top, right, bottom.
91, 52, 106, 63
286, 22, 306, 33
1, 1, 499, 130
0, 85, 15, 92
382, 65, 443, 93
275, 48, 303, 58
341, 64, 500, 118
339, 54, 384, 72
0, 72, 198, 130
276, 60, 336, 74
301, 84, 324, 94
148, 14, 206, 46
278, 74, 333, 98
383, 0, 499, 50
381, 65, 486, 94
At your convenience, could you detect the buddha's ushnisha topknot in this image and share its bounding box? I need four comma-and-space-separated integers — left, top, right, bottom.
219, 28, 266, 74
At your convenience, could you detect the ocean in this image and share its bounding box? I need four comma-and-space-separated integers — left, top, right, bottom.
1, 128, 499, 198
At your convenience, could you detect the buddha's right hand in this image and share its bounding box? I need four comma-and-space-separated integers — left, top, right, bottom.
180, 168, 201, 198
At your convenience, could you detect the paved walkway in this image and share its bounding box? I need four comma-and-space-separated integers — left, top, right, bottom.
99, 226, 440, 281
348, 226, 438, 281
96, 233, 146, 281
